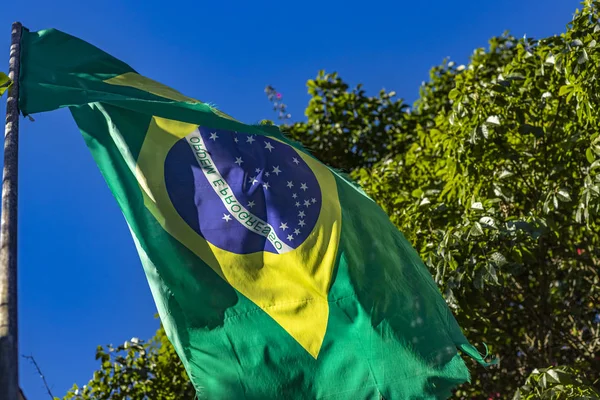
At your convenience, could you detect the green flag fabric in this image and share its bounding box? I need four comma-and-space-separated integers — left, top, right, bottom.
17, 27, 493, 399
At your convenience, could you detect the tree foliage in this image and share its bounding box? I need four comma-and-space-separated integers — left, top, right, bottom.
513, 365, 599, 399
64, 2, 600, 399
62, 327, 194, 400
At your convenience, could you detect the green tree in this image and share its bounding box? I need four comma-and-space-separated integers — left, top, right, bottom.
65, 2, 600, 399
275, 4, 600, 398
63, 325, 194, 400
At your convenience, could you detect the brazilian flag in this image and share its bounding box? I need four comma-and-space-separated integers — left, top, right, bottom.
14, 27, 493, 399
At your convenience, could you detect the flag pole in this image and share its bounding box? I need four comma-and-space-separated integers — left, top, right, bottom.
0, 21, 22, 400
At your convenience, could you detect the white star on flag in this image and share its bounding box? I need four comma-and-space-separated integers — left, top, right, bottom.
272, 166, 282, 175
265, 141, 274, 152
263, 182, 270, 190
298, 220, 306, 227
280, 222, 289, 231
265, 172, 270, 177
247, 200, 255, 208
234, 137, 239, 143
294, 229, 301, 235
295, 202, 301, 207
287, 234, 294, 241
304, 200, 311, 207
300, 183, 308, 191
292, 157, 300, 164
247, 136, 256, 144
209, 132, 219, 141
298, 211, 305, 218
311, 198, 317, 203
222, 214, 232, 222
255, 168, 261, 173
234, 157, 244, 166
292, 193, 297, 199
286, 181, 294, 188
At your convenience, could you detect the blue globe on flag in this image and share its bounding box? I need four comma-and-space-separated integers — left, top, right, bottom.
164, 127, 322, 255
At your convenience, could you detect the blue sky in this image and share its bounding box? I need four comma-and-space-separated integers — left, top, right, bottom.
0, 0, 580, 398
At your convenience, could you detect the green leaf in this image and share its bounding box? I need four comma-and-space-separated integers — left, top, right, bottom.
571, 39, 584, 47
471, 201, 484, 210
559, 85, 573, 96
587, 148, 596, 163
557, 189, 571, 202
448, 88, 460, 100
470, 221, 484, 236
486, 115, 501, 125
490, 252, 507, 267
486, 264, 499, 284
481, 124, 490, 138
578, 49, 589, 64
479, 216, 496, 228
411, 188, 424, 198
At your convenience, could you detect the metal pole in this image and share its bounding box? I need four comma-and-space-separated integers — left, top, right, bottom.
0, 21, 22, 400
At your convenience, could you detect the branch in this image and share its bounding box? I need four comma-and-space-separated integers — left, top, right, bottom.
22, 355, 54, 399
